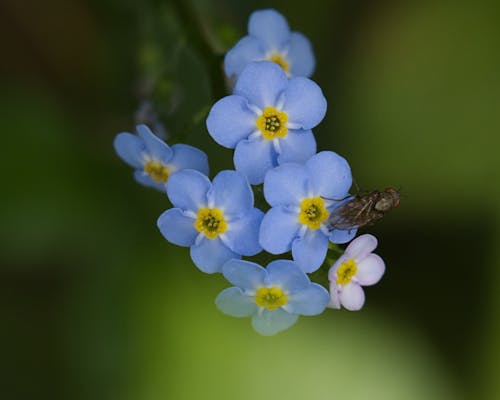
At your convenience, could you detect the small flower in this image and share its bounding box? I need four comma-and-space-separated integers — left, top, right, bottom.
259, 151, 357, 273
328, 234, 385, 311
113, 124, 209, 192
157, 169, 263, 273
206, 61, 326, 184
224, 9, 315, 79
216, 259, 330, 335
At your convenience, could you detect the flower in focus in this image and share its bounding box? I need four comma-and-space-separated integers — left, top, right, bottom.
216, 259, 329, 335
206, 61, 326, 184
157, 169, 263, 273
328, 234, 385, 311
113, 124, 209, 192
259, 151, 357, 273
224, 9, 315, 79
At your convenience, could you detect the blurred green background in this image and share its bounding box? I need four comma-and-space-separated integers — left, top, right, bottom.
1, 0, 499, 399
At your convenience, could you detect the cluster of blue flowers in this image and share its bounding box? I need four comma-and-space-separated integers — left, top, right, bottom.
114, 9, 386, 336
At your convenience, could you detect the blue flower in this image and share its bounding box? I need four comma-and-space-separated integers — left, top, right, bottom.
216, 259, 330, 335
113, 124, 209, 192
157, 169, 264, 273
259, 151, 358, 273
206, 61, 326, 184
225, 9, 315, 79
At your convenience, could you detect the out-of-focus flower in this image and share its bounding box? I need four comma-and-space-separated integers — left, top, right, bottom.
328, 234, 385, 311
113, 124, 209, 192
216, 259, 329, 335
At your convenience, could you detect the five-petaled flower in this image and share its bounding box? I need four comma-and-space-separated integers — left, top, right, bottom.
157, 169, 263, 273
114, 124, 209, 192
206, 61, 326, 184
259, 151, 358, 273
328, 234, 385, 311
224, 9, 315, 79
216, 259, 330, 335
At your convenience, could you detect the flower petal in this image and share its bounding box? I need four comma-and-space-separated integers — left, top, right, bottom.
234, 137, 277, 185
190, 237, 240, 274
339, 283, 365, 311
328, 283, 342, 309
133, 170, 166, 193
207, 170, 253, 216
166, 170, 210, 211
224, 36, 267, 78
169, 144, 209, 176
259, 206, 300, 254
216, 287, 258, 317
346, 234, 378, 260
288, 32, 315, 78
281, 77, 326, 130
234, 61, 288, 110
206, 95, 257, 148
329, 228, 358, 244
291, 229, 329, 273
276, 129, 317, 165
265, 260, 310, 291
306, 151, 352, 199
263, 163, 308, 207
356, 254, 385, 286
222, 208, 264, 256
251, 308, 298, 336
286, 283, 330, 315
114, 132, 145, 168
136, 124, 173, 163
248, 9, 290, 51
222, 259, 266, 290
157, 208, 198, 247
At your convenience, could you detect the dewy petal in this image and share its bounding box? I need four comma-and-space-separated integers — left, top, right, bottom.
285, 283, 330, 316
292, 229, 329, 273
356, 254, 385, 286
216, 287, 258, 317
276, 129, 317, 165
166, 170, 210, 212
306, 151, 353, 199
340, 283, 365, 311
157, 208, 198, 247
133, 170, 166, 193
266, 260, 310, 291
207, 170, 253, 217
136, 124, 173, 163
114, 132, 146, 168
259, 206, 300, 254
251, 308, 298, 336
169, 144, 209, 176
288, 32, 315, 78
206, 95, 257, 148
222, 208, 264, 256
234, 61, 288, 110
222, 259, 266, 290
329, 228, 358, 244
345, 234, 378, 260
224, 36, 267, 78
263, 163, 308, 207
248, 9, 291, 51
190, 236, 240, 274
234, 137, 277, 185
281, 77, 326, 130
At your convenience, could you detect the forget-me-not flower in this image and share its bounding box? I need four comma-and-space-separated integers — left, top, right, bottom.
225, 9, 315, 79
328, 234, 385, 311
206, 61, 326, 184
216, 259, 330, 335
114, 124, 209, 192
157, 169, 263, 273
259, 151, 358, 273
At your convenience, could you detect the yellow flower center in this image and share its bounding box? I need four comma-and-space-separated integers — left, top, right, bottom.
298, 197, 329, 230
144, 160, 170, 183
194, 208, 227, 239
268, 53, 290, 73
336, 259, 357, 285
255, 287, 288, 310
256, 107, 288, 140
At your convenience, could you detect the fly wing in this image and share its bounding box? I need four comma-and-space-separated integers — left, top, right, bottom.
327, 196, 376, 230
